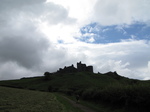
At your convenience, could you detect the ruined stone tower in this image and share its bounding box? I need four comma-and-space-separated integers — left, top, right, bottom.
77, 61, 93, 73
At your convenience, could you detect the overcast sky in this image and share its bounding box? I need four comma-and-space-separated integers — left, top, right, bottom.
0, 0, 150, 80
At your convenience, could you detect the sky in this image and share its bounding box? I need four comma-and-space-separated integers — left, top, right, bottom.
0, 0, 150, 80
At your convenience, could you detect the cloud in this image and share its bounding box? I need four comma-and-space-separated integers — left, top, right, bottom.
0, 15, 50, 80
58, 40, 150, 80
93, 0, 150, 25
0, 61, 38, 80
47, 0, 150, 26
0, 36, 49, 68
0, 0, 78, 80
0, 0, 150, 81
0, 0, 76, 26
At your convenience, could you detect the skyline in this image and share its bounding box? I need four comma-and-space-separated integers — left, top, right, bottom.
0, 0, 150, 80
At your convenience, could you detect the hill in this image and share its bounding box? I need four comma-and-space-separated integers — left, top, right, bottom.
0, 71, 133, 92
0, 70, 150, 111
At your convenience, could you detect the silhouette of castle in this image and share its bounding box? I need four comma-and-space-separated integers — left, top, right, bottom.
77, 61, 93, 72
57, 61, 93, 73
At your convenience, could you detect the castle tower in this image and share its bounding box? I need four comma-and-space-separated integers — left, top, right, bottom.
77, 61, 86, 72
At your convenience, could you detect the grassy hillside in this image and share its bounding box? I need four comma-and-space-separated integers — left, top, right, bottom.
0, 86, 83, 112
0, 72, 150, 111
0, 86, 65, 112
0, 72, 131, 91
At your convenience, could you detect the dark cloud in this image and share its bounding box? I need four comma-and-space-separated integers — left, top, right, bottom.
0, 36, 49, 68
0, 0, 75, 70
0, 1, 50, 69
0, 0, 76, 80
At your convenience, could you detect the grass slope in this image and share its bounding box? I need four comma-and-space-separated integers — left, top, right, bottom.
0, 72, 124, 92
0, 86, 66, 112
0, 86, 84, 112
1, 72, 150, 111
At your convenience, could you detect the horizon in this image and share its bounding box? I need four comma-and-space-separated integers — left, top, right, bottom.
0, 61, 146, 81
0, 0, 150, 80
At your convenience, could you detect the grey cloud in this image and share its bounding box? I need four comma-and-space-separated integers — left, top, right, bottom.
0, 0, 76, 69
0, 0, 150, 81
0, 0, 76, 29
0, 21, 50, 80
93, 0, 150, 25
0, 61, 41, 80
0, 35, 49, 68
0, 0, 76, 26
42, 2, 76, 24
109, 41, 150, 69
0, 3, 50, 69
42, 46, 83, 72
89, 41, 150, 70
62, 41, 150, 80
0, 0, 77, 80
0, 45, 79, 80
0, 0, 46, 10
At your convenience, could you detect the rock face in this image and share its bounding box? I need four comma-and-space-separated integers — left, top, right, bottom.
57, 61, 93, 73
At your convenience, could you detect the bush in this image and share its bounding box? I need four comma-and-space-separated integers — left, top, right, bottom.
44, 72, 51, 81
79, 84, 150, 111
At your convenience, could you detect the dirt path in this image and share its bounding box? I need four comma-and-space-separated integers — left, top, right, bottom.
60, 95, 96, 112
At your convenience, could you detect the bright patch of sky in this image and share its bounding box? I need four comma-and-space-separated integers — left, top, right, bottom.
79, 22, 150, 43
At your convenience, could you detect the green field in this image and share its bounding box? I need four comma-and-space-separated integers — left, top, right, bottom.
0, 86, 65, 112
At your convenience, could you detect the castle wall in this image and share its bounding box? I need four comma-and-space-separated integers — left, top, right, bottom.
57, 61, 93, 73
86, 66, 93, 73
58, 65, 77, 73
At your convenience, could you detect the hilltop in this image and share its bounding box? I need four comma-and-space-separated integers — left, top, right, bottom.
0, 61, 150, 112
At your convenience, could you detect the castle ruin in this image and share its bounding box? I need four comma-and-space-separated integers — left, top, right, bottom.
77, 61, 93, 72
57, 61, 93, 73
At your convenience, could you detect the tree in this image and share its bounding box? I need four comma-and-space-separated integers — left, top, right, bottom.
44, 72, 51, 81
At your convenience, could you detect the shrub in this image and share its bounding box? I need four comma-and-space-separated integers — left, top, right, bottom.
79, 84, 150, 111
44, 72, 51, 81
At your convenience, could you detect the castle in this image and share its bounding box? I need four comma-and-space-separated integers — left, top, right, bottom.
57, 61, 93, 73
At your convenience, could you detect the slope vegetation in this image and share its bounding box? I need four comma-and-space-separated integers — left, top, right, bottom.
0, 86, 65, 112
0, 72, 150, 112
